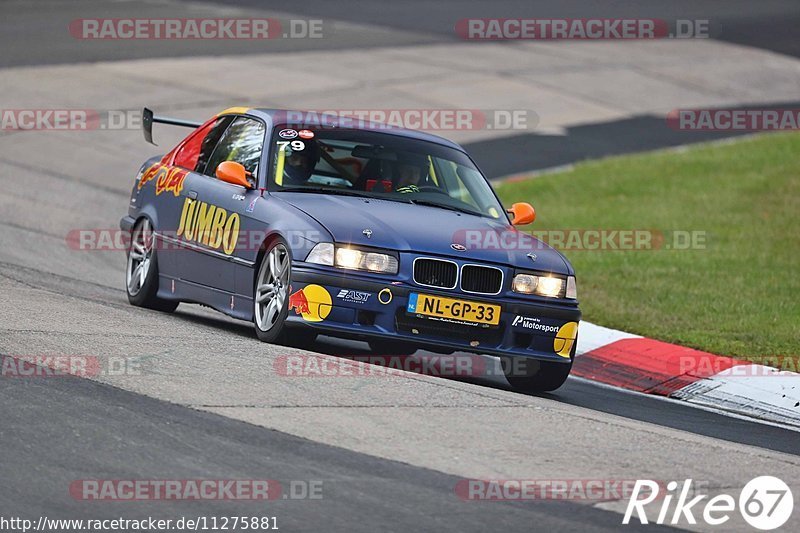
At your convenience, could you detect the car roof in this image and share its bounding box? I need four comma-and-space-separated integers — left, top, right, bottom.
232, 108, 467, 153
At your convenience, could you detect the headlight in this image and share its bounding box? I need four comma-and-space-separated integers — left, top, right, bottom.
335, 247, 362, 269
566, 276, 577, 299
306, 243, 399, 274
306, 242, 334, 266
513, 273, 566, 298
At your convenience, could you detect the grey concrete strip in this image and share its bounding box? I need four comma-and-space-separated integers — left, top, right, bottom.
3, 363, 676, 533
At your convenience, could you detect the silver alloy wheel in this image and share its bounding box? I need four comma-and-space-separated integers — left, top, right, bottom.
126, 219, 153, 297
255, 244, 290, 332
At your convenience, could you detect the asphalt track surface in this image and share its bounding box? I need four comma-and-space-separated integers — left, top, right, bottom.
3, 0, 799, 66
2, 0, 800, 177
2, 1, 800, 532
2, 357, 683, 533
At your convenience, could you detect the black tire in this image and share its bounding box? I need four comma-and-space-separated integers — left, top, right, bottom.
368, 339, 418, 356
126, 218, 178, 313
501, 357, 572, 393
253, 239, 292, 344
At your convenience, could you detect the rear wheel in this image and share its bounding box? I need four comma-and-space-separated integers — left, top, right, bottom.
501, 356, 572, 393
253, 240, 292, 343
126, 218, 178, 312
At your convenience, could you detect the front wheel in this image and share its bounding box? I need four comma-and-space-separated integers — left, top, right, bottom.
501, 357, 572, 393
126, 218, 178, 312
253, 240, 292, 343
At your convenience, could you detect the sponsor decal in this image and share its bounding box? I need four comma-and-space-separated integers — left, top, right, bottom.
288, 284, 332, 322
232, 193, 245, 201
298, 129, 314, 139
511, 316, 560, 334
176, 198, 240, 255
246, 197, 258, 213
336, 289, 371, 304
138, 164, 188, 196
278, 128, 298, 139
378, 288, 393, 305
553, 322, 578, 358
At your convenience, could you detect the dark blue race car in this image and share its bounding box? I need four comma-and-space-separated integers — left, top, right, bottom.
121, 107, 581, 392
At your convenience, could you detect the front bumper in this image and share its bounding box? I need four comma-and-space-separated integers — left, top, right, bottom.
120, 215, 135, 232
289, 264, 581, 363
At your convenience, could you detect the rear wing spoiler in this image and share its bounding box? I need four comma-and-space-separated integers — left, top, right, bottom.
142, 107, 202, 146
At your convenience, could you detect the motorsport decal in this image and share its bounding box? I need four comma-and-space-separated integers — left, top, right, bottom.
298, 129, 314, 139
176, 198, 240, 255
138, 164, 188, 196
246, 197, 258, 213
511, 315, 562, 335
289, 284, 332, 322
553, 322, 578, 358
336, 289, 371, 304
278, 128, 298, 139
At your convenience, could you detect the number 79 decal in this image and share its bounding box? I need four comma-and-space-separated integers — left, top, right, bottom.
277, 140, 305, 152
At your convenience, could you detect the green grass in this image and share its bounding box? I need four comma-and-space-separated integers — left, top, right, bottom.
495, 132, 800, 361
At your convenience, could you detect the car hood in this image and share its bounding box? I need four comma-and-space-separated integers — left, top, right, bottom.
275, 193, 570, 273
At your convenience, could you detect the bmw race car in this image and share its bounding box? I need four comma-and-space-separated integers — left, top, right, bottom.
121, 107, 581, 392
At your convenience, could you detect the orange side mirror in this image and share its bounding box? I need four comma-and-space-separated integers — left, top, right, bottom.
216, 161, 252, 189
507, 202, 536, 225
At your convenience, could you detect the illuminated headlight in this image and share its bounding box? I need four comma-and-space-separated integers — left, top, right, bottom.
513, 273, 565, 298
336, 247, 362, 269
307, 243, 398, 274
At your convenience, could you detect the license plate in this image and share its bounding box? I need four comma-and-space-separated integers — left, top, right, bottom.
407, 293, 501, 326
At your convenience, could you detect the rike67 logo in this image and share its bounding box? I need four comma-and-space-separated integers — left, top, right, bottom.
624, 477, 793, 530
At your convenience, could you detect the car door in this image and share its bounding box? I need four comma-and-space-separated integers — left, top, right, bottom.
154, 115, 233, 280
177, 115, 266, 294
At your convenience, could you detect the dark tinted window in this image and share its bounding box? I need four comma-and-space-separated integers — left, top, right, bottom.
173, 120, 216, 170
205, 117, 265, 180
194, 115, 235, 174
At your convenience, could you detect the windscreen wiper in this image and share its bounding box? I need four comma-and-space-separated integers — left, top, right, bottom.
278, 187, 371, 198
408, 198, 482, 217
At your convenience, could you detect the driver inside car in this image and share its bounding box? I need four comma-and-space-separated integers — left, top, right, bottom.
283, 142, 321, 185
396, 153, 430, 194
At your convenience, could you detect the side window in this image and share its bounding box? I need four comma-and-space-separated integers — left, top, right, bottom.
193, 115, 235, 174
204, 117, 265, 179
172, 121, 216, 170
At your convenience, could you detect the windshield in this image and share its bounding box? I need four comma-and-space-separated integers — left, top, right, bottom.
269, 125, 505, 219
